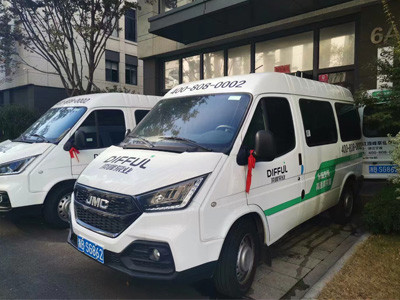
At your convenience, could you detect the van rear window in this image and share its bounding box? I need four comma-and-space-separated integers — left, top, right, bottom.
300, 99, 337, 147
335, 103, 361, 142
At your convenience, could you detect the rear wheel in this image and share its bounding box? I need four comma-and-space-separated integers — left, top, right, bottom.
43, 183, 73, 228
213, 218, 259, 298
330, 182, 355, 224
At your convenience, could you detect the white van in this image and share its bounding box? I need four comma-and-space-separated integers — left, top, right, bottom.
0, 93, 160, 227
360, 89, 399, 179
68, 73, 363, 297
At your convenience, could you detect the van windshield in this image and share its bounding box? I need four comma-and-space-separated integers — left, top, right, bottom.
363, 105, 400, 138
123, 93, 251, 153
16, 107, 87, 144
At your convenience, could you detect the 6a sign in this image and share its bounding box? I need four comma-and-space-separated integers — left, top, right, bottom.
371, 25, 396, 44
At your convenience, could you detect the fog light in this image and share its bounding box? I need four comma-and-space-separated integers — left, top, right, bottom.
149, 248, 161, 261
0, 192, 11, 211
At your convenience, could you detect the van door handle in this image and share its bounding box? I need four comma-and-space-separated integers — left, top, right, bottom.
301, 189, 305, 199
298, 153, 302, 165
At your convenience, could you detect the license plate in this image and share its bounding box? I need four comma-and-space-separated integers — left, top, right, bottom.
369, 165, 398, 174
77, 236, 104, 264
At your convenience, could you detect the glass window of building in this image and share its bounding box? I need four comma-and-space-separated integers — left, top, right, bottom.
255, 32, 313, 73
182, 55, 200, 83
164, 60, 179, 90
125, 9, 136, 42
163, 0, 194, 12
203, 51, 224, 79
319, 22, 355, 69
125, 64, 137, 85
228, 45, 251, 76
106, 60, 119, 82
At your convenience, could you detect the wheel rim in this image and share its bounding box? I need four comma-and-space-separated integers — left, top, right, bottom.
344, 192, 353, 218
236, 233, 255, 285
58, 193, 72, 222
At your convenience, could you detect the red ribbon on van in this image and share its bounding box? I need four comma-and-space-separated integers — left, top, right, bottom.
69, 147, 80, 162
246, 150, 256, 193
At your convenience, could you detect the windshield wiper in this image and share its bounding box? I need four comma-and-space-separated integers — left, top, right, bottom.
159, 136, 213, 152
124, 135, 154, 148
30, 134, 52, 143
13, 135, 32, 143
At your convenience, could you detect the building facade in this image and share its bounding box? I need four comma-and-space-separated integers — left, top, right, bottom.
0, 9, 142, 113
138, 0, 399, 96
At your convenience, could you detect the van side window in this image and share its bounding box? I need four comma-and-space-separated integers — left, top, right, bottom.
299, 99, 337, 147
134, 109, 150, 124
335, 103, 361, 141
243, 97, 295, 157
75, 110, 126, 149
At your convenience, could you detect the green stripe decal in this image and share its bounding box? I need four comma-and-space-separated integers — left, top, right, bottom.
264, 152, 362, 216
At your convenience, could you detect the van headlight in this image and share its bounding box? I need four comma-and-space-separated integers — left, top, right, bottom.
0, 156, 38, 175
136, 174, 208, 212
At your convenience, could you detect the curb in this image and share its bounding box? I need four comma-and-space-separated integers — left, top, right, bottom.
301, 233, 370, 300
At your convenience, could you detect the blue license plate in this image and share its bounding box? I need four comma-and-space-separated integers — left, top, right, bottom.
77, 236, 104, 264
369, 165, 398, 174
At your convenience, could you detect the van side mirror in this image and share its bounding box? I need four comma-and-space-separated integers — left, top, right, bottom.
254, 130, 276, 161
63, 140, 73, 151
74, 130, 86, 150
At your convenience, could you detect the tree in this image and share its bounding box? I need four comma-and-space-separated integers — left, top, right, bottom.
0, 0, 136, 96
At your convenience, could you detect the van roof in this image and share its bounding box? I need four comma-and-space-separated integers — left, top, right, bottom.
53, 93, 161, 109
164, 72, 354, 102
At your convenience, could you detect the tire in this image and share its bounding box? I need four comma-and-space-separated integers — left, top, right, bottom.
330, 182, 355, 225
213, 218, 260, 298
43, 183, 74, 228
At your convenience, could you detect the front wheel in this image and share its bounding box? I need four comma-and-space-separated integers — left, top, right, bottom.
213, 219, 260, 298
43, 184, 73, 228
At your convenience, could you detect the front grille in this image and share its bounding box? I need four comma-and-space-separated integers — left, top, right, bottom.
74, 184, 142, 237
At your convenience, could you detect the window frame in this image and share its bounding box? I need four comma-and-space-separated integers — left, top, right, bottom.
75, 109, 126, 150
159, 16, 358, 95
105, 60, 119, 83
299, 98, 338, 147
334, 102, 361, 142
242, 96, 296, 159
125, 9, 137, 42
125, 63, 138, 85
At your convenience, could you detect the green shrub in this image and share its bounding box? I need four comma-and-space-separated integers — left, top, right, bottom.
0, 105, 39, 142
363, 184, 400, 234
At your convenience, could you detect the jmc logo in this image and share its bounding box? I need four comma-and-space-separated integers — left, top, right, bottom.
85, 195, 109, 210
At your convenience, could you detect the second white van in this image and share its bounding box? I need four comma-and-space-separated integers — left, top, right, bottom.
0, 93, 161, 227
69, 73, 363, 297
360, 89, 400, 180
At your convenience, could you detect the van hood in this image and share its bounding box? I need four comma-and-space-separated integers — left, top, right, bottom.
78, 146, 225, 196
0, 140, 54, 164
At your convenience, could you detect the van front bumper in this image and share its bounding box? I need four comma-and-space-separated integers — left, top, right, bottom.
0, 175, 46, 209
69, 193, 224, 280
68, 229, 217, 282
